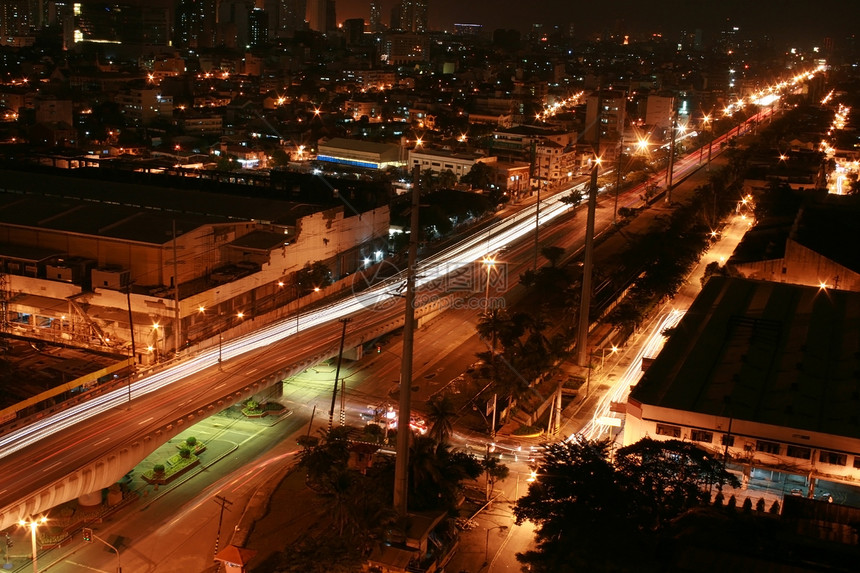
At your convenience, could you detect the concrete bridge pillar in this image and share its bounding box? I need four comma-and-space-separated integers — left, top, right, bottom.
78, 491, 101, 508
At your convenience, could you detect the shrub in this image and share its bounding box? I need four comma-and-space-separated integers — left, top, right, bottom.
769, 500, 780, 514
512, 424, 542, 436
742, 497, 753, 512
727, 495, 737, 510
713, 492, 724, 506
186, 437, 197, 447
153, 464, 165, 474
756, 498, 766, 512
179, 447, 191, 459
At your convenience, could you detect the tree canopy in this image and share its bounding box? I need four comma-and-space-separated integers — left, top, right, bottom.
514, 436, 738, 572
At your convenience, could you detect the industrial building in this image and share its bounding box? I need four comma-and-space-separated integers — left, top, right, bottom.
626, 276, 860, 496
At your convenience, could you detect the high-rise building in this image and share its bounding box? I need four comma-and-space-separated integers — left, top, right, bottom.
306, 0, 334, 32
0, 0, 34, 42
218, 0, 253, 48
71, 0, 173, 46
392, 0, 426, 33
273, 0, 306, 36
342, 17, 364, 45
584, 90, 626, 144
369, 1, 381, 33
175, 0, 217, 48
249, 7, 268, 47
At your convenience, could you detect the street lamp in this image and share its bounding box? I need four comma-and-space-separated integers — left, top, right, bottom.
151, 323, 161, 363
702, 112, 714, 171
601, 345, 619, 371
482, 256, 496, 308
19, 516, 47, 573
219, 311, 245, 367
484, 524, 509, 565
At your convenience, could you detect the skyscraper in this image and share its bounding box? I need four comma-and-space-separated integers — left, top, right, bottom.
275, 0, 306, 36
392, 0, 426, 33
369, 1, 381, 33
306, 0, 334, 32
0, 0, 33, 42
175, 0, 217, 48
249, 7, 268, 47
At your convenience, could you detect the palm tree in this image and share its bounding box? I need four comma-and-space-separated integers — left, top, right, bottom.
425, 393, 457, 444
408, 437, 482, 511
476, 307, 513, 355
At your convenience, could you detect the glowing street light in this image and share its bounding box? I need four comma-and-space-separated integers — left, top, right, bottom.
484, 525, 509, 565
482, 256, 496, 306
218, 312, 245, 367
600, 345, 619, 370
151, 323, 161, 362
19, 516, 47, 573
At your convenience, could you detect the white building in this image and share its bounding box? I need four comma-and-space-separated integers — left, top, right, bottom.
407, 148, 496, 181
317, 138, 402, 170
625, 276, 860, 495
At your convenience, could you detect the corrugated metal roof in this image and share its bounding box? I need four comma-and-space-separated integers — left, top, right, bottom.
632, 276, 860, 439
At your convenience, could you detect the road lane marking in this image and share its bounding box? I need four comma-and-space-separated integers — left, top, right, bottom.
65, 560, 109, 572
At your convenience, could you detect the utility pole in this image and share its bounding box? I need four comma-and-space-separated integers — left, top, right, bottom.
172, 220, 182, 356
394, 164, 421, 517
576, 89, 601, 368
666, 101, 678, 203
613, 89, 627, 223
124, 277, 136, 408
212, 496, 232, 560
328, 318, 350, 431
534, 151, 542, 271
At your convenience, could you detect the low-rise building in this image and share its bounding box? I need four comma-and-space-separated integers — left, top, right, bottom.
626, 276, 860, 494
0, 168, 389, 364
180, 114, 224, 137
729, 193, 860, 292
407, 147, 496, 181
115, 88, 174, 124
490, 160, 531, 199
317, 137, 403, 170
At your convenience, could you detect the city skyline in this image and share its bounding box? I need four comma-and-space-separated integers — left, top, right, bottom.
338, 0, 855, 45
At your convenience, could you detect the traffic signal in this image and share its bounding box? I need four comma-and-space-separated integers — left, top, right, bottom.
376, 345, 381, 354
82, 528, 93, 543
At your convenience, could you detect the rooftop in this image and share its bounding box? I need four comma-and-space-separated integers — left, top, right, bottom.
0, 169, 321, 245
631, 276, 860, 440
319, 137, 401, 154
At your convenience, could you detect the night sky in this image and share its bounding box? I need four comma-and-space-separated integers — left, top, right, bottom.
338, 0, 856, 46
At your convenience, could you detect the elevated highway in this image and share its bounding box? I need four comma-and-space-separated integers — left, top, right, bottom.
0, 112, 758, 530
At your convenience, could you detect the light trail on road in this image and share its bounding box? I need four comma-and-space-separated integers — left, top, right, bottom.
0, 178, 592, 460
0, 76, 811, 462
577, 310, 685, 442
